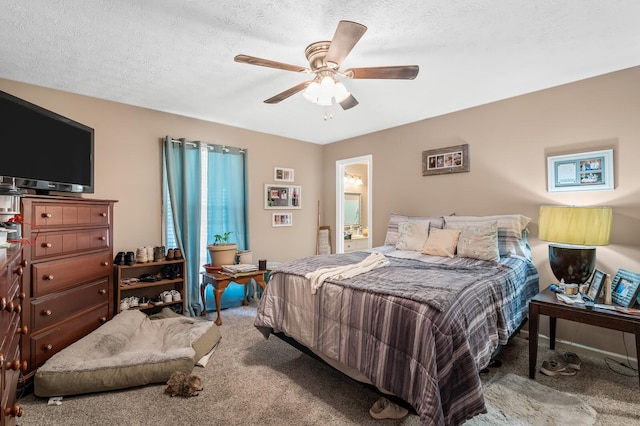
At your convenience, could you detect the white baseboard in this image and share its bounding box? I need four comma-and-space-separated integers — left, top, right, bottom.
518, 329, 638, 366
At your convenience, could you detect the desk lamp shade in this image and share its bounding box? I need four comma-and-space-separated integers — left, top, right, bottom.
539, 206, 612, 285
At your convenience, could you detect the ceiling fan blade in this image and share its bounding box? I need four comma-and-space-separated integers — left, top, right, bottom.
234, 54, 309, 73
325, 21, 367, 68
345, 65, 419, 80
264, 81, 313, 104
339, 94, 359, 110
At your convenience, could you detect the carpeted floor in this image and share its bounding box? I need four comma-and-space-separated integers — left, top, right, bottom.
16, 303, 640, 425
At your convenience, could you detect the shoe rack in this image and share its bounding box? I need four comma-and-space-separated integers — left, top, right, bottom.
115, 258, 186, 315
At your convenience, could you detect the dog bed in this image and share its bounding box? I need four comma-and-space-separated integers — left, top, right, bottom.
34, 308, 221, 397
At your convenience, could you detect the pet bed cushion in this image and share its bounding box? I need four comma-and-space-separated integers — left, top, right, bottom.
34, 308, 220, 397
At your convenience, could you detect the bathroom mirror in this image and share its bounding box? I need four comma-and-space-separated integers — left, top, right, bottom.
344, 193, 361, 226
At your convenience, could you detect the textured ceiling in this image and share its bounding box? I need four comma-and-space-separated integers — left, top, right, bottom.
2, 1, 640, 144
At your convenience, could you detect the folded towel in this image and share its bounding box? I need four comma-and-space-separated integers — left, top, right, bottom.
305, 252, 390, 294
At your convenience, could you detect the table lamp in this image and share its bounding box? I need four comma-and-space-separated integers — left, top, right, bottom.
538, 205, 612, 285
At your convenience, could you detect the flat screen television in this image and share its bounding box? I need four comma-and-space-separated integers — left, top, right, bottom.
0, 90, 94, 194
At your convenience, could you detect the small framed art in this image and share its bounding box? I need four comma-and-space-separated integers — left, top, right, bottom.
422, 144, 470, 176
274, 167, 294, 182
610, 268, 640, 308
547, 149, 614, 192
264, 184, 301, 209
584, 269, 606, 302
272, 213, 292, 227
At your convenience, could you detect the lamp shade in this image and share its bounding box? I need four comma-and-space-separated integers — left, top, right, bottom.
539, 206, 612, 246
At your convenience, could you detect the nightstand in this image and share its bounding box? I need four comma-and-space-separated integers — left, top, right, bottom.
528, 287, 640, 388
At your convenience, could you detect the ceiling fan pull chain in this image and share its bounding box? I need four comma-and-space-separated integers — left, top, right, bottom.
323, 105, 333, 121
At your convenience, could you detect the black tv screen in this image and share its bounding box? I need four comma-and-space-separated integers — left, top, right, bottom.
0, 90, 94, 194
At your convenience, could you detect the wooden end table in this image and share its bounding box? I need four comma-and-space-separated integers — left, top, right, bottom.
200, 270, 267, 325
529, 287, 640, 388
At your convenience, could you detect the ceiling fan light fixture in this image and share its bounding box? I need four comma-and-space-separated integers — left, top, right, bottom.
302, 81, 321, 103
333, 81, 350, 103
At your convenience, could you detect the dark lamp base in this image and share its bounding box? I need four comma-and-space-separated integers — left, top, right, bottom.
548, 245, 596, 285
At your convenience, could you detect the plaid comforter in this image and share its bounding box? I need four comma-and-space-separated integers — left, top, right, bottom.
254, 248, 539, 425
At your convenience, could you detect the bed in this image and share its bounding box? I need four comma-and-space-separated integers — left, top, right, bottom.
254, 213, 539, 426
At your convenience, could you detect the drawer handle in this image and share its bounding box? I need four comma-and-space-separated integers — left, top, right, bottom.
42, 212, 52, 218
4, 403, 23, 418
13, 266, 23, 276
21, 259, 28, 268
99, 236, 106, 241
99, 316, 107, 323
42, 309, 52, 316
100, 212, 107, 217
17, 325, 28, 335
101, 261, 109, 266
42, 242, 53, 248
99, 289, 107, 295
5, 358, 20, 371
13, 303, 21, 314
19, 291, 25, 300
42, 344, 53, 352
4, 301, 14, 312
46, 274, 54, 281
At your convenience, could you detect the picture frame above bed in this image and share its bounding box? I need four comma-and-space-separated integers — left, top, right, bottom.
547, 149, 614, 192
422, 143, 470, 176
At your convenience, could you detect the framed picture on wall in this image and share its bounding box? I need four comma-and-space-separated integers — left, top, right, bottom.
264, 184, 301, 209
272, 213, 292, 227
274, 167, 294, 182
422, 144, 469, 176
547, 149, 614, 192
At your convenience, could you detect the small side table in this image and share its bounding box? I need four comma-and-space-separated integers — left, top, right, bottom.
200, 270, 267, 325
529, 287, 640, 388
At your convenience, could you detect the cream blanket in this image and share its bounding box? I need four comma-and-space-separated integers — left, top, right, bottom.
305, 252, 390, 293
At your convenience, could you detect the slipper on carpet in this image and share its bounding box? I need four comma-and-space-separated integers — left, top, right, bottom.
563, 351, 582, 371
540, 359, 576, 377
369, 397, 409, 419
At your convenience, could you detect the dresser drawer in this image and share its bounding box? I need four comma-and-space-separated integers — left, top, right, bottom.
32, 252, 111, 298
31, 279, 109, 332
31, 203, 110, 228
32, 229, 110, 260
30, 304, 109, 367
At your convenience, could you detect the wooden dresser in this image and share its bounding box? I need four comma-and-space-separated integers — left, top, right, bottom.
19, 195, 116, 384
1, 244, 27, 425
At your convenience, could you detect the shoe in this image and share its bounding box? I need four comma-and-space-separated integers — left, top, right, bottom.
171, 289, 181, 301
146, 246, 154, 262
563, 352, 582, 371
167, 249, 175, 260
369, 397, 408, 420
136, 247, 148, 263
114, 252, 125, 265
174, 248, 183, 260
154, 246, 166, 262
540, 359, 576, 376
125, 251, 135, 266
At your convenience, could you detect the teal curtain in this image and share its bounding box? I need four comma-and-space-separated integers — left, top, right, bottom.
163, 136, 248, 316
163, 137, 202, 316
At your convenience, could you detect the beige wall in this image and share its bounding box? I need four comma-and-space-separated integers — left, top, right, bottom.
0, 78, 323, 264
323, 66, 640, 360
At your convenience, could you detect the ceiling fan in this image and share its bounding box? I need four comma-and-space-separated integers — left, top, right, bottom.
234, 20, 419, 112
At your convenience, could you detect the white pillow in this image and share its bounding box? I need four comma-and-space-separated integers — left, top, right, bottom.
421, 228, 461, 258
395, 220, 431, 251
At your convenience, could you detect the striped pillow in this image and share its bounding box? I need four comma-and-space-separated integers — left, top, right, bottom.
384, 213, 445, 246
443, 215, 531, 258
